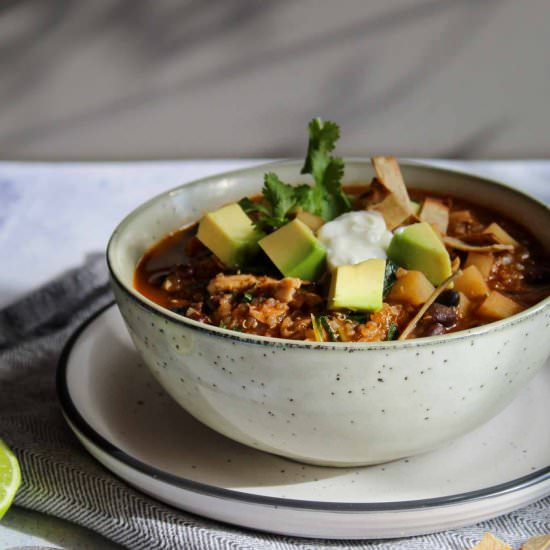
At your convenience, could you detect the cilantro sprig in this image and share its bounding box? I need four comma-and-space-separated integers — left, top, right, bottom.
239, 118, 351, 232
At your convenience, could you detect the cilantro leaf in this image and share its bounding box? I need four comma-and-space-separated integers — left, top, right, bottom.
239, 197, 270, 217
301, 118, 340, 174
239, 118, 351, 232
301, 118, 351, 220
386, 323, 399, 341
262, 173, 297, 221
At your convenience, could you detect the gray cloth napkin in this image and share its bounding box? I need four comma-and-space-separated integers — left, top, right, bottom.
0, 254, 548, 550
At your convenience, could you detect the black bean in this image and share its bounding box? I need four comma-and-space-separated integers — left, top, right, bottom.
424, 322, 446, 336
436, 289, 460, 307
176, 264, 195, 279
523, 265, 550, 285
425, 303, 457, 327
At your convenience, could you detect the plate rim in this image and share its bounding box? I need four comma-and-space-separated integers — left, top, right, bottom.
56, 302, 550, 513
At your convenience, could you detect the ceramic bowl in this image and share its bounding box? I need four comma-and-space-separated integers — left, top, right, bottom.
107, 160, 550, 467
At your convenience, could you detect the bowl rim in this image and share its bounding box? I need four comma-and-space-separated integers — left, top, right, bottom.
106, 158, 550, 350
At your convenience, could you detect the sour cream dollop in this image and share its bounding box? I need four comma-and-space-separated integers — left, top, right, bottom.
317, 211, 393, 270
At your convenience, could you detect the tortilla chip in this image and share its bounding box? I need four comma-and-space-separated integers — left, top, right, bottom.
470, 532, 511, 550
521, 535, 550, 550
369, 156, 414, 229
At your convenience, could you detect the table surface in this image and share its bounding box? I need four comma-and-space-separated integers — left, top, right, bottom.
0, 159, 549, 549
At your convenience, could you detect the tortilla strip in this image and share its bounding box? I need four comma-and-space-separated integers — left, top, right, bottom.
398, 270, 461, 340
443, 236, 514, 253
369, 156, 415, 229
419, 197, 449, 234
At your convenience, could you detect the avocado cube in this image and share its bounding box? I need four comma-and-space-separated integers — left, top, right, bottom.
387, 222, 452, 285
328, 259, 386, 312
197, 203, 263, 268
259, 218, 327, 280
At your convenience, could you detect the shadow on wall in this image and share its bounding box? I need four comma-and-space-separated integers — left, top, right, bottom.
0, 0, 545, 159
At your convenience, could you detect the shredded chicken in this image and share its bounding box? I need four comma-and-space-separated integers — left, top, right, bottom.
207, 273, 302, 303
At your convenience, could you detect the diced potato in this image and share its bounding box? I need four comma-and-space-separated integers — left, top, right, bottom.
477, 291, 522, 319
454, 265, 490, 299
470, 532, 511, 550
296, 210, 325, 232
387, 270, 435, 306
465, 252, 494, 279
483, 222, 519, 247
457, 292, 472, 318
419, 197, 449, 234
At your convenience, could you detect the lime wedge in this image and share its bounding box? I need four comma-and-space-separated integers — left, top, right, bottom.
0, 439, 21, 520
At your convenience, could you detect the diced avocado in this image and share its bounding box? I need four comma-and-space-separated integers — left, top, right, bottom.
197, 203, 263, 268
328, 259, 386, 312
387, 222, 452, 285
259, 218, 326, 280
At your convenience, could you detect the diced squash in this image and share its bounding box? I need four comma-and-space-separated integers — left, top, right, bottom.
453, 265, 490, 299
295, 210, 325, 232
387, 270, 435, 306
465, 252, 494, 279
483, 223, 518, 247
457, 292, 472, 318
477, 291, 522, 320
419, 197, 449, 234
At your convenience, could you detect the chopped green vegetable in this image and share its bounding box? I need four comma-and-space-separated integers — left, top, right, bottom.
311, 314, 325, 342
383, 259, 399, 297
319, 316, 338, 342
241, 292, 254, 303
239, 118, 351, 232
346, 313, 370, 324
386, 323, 399, 341
301, 118, 351, 220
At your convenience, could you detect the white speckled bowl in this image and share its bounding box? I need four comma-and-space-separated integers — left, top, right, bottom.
107, 160, 550, 467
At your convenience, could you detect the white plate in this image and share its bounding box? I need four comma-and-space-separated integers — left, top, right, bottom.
57, 304, 550, 539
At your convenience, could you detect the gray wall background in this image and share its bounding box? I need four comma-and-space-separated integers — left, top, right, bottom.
1, 0, 549, 160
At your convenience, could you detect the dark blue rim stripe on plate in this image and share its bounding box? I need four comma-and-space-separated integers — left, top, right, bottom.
56, 303, 550, 513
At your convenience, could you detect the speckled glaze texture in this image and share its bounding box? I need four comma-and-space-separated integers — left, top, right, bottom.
108, 160, 550, 466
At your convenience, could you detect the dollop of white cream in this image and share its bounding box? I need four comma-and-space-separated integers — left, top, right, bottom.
317, 211, 393, 270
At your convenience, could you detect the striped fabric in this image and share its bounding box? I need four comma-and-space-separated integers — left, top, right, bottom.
0, 254, 548, 549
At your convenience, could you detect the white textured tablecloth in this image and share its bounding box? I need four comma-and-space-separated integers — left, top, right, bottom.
0, 160, 548, 550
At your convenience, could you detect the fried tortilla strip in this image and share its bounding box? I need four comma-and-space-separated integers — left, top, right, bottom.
398, 269, 461, 340
470, 532, 511, 550
443, 235, 514, 253
521, 535, 550, 550
369, 156, 415, 229
419, 197, 450, 234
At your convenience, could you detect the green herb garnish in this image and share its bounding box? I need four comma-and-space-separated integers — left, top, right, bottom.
241, 291, 254, 303
386, 323, 399, 341
240, 118, 351, 232
346, 313, 370, 324
301, 118, 351, 220
383, 259, 398, 297
319, 316, 338, 342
